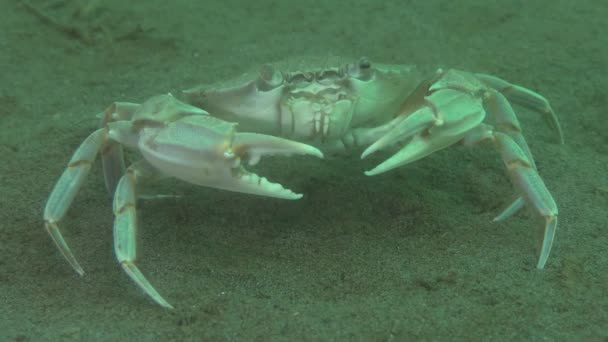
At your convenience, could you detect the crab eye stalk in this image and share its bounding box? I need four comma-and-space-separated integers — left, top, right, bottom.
345, 57, 374, 81
257, 64, 284, 91
358, 57, 371, 70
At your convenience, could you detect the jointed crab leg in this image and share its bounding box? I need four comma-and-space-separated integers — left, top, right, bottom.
475, 73, 564, 144
471, 88, 558, 269
485, 89, 537, 168
484, 89, 536, 220
493, 132, 557, 269
98, 102, 141, 194
361, 69, 559, 268
463, 124, 558, 269
113, 161, 173, 309
44, 128, 109, 275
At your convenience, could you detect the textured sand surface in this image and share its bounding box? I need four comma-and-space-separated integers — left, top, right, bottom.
1, 0, 606, 340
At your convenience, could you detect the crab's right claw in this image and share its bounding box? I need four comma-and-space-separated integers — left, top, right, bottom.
137, 112, 323, 200
229, 132, 324, 199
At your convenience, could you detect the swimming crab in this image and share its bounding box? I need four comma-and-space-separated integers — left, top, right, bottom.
44, 56, 563, 308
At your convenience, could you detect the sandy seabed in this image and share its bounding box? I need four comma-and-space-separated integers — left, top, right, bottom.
1, 0, 606, 340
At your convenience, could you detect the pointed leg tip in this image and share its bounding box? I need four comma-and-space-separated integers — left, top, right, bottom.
536, 259, 547, 270
64, 248, 85, 276
536, 247, 551, 269
121, 262, 172, 310
535, 215, 558, 270
74, 265, 85, 276
45, 220, 86, 276
154, 295, 174, 309
66, 256, 85, 276
493, 197, 525, 222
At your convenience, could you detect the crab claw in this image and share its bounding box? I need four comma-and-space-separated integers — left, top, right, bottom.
228, 132, 324, 199
137, 113, 323, 199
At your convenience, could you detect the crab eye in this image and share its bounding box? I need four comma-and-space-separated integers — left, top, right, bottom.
257, 64, 283, 91
358, 57, 371, 70
345, 57, 374, 81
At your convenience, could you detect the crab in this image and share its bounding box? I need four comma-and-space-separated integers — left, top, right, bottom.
44, 56, 563, 309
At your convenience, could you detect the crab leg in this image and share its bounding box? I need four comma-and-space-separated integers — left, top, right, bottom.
361, 71, 559, 268
492, 197, 526, 222
113, 161, 173, 309
98, 102, 141, 194
43, 128, 109, 275
483, 89, 539, 220
475, 73, 564, 144
493, 132, 558, 269
485, 89, 537, 169
463, 123, 558, 269
461, 115, 559, 268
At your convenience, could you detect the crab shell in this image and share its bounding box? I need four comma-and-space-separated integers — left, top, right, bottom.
183, 56, 424, 146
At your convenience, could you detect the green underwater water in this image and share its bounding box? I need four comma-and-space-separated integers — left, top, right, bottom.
1, 0, 606, 340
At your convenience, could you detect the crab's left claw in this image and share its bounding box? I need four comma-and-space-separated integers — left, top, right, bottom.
361, 71, 486, 175
137, 111, 323, 200
360, 69, 561, 269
